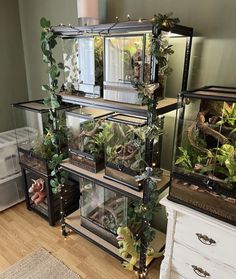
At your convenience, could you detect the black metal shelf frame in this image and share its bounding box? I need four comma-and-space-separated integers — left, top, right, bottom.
54, 19, 193, 279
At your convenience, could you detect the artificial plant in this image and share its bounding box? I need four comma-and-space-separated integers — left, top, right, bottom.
40, 17, 68, 193
132, 13, 179, 117
118, 13, 180, 273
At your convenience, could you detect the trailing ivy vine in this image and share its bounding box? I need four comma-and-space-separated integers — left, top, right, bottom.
132, 12, 180, 117
40, 17, 67, 193
119, 13, 180, 271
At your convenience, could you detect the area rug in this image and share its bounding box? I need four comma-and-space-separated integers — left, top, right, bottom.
0, 248, 81, 279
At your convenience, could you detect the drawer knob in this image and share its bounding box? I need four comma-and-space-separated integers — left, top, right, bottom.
196, 233, 216, 245
191, 265, 210, 277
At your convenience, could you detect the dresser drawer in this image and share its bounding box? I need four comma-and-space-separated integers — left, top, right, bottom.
172, 242, 236, 279
174, 212, 236, 268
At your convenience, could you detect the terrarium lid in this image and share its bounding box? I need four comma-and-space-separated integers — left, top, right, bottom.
107, 113, 147, 126
67, 107, 113, 119
182, 86, 236, 102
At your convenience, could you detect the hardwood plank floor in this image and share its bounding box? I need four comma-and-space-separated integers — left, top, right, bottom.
0, 202, 161, 279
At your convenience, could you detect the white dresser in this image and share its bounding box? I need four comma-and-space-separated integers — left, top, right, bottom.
159, 197, 236, 279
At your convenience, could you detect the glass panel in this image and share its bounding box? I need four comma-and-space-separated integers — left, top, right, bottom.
105, 115, 146, 189
80, 178, 128, 234
105, 35, 144, 83
104, 34, 150, 104
67, 107, 112, 159
174, 97, 236, 189
78, 36, 103, 96
62, 38, 80, 91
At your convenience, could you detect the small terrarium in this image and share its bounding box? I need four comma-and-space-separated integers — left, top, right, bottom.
80, 177, 133, 247
169, 86, 236, 225
13, 100, 70, 175
66, 107, 113, 172
24, 168, 80, 225
62, 36, 103, 97
105, 114, 147, 190
104, 34, 151, 104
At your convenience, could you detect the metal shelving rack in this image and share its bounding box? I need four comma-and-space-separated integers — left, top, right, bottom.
53, 19, 193, 278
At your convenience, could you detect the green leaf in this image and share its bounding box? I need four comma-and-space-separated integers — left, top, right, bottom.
50, 179, 57, 188
52, 187, 58, 194
40, 17, 51, 28
42, 85, 51, 91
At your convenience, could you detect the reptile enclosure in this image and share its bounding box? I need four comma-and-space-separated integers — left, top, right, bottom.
169, 86, 236, 225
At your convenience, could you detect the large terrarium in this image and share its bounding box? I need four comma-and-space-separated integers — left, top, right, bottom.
169, 86, 236, 225
62, 36, 103, 97
105, 114, 147, 191
66, 107, 112, 172
80, 177, 135, 247
103, 24, 193, 105
13, 100, 70, 175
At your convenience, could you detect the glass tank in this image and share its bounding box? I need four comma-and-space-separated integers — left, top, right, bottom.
62, 36, 103, 97
66, 107, 113, 173
169, 86, 236, 225
80, 177, 134, 247
13, 100, 70, 174
105, 114, 147, 190
104, 34, 151, 105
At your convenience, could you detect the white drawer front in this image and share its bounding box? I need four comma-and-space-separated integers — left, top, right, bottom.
175, 212, 236, 268
172, 242, 236, 279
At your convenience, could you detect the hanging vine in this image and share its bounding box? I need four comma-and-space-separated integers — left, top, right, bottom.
132, 13, 180, 116
118, 13, 180, 272
40, 17, 68, 193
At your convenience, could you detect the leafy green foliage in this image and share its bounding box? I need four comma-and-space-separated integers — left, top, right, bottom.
127, 169, 161, 254
132, 12, 179, 122
106, 123, 146, 173
152, 12, 180, 28
175, 146, 193, 171
215, 144, 236, 184
217, 102, 236, 127
40, 17, 68, 193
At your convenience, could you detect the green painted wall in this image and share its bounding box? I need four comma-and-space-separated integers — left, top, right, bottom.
18, 0, 78, 100
0, 0, 28, 132
107, 0, 236, 89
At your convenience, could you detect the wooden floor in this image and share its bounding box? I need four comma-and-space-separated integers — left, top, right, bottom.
0, 202, 161, 279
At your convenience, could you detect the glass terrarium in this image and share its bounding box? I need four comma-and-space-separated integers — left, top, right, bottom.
62, 36, 103, 97
104, 34, 151, 105
105, 114, 147, 191
13, 100, 70, 175
66, 107, 113, 173
80, 177, 134, 247
169, 86, 236, 225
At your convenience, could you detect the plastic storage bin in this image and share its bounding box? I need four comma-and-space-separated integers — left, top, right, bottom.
0, 173, 25, 212
0, 127, 36, 180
